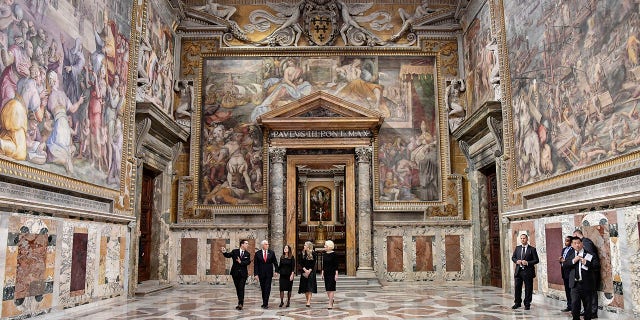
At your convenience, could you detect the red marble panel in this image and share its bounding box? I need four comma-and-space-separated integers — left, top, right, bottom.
545, 227, 563, 286
414, 236, 434, 272
99, 237, 107, 285
70, 233, 88, 293
210, 239, 226, 275
445, 235, 461, 272
387, 236, 403, 272
247, 239, 256, 276
181, 238, 198, 275
15, 234, 48, 299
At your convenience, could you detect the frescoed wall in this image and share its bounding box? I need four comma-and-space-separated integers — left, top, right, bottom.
0, 0, 131, 189
504, 0, 640, 186
198, 55, 440, 206
463, 2, 495, 114
136, 0, 175, 116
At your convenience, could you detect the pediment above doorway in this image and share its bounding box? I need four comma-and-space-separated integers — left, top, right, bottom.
258, 92, 384, 131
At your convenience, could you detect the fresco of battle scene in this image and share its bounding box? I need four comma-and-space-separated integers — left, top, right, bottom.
464, 3, 496, 114
136, 0, 174, 116
505, 0, 640, 186
0, 0, 131, 189
199, 55, 439, 205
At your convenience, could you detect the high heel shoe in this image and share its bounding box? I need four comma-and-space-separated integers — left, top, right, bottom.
279, 302, 284, 308
286, 301, 290, 308
328, 298, 333, 310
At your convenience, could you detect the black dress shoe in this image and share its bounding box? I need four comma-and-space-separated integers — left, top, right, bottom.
279, 302, 284, 307
262, 305, 269, 309
511, 304, 521, 309
524, 305, 530, 310
235, 305, 241, 310
561, 307, 571, 312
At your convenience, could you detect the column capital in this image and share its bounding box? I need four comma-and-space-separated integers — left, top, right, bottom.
355, 146, 373, 163
269, 147, 287, 163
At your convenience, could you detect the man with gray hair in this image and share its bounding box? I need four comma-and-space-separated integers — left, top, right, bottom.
254, 239, 279, 309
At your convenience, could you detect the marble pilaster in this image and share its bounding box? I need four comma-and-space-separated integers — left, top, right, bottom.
355, 146, 375, 278
269, 147, 287, 257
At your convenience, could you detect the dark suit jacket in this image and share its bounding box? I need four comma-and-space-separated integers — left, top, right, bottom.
511, 245, 539, 278
254, 249, 279, 277
562, 248, 599, 291
223, 249, 251, 278
560, 246, 574, 279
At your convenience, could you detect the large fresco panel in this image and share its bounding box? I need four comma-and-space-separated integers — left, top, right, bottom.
504, 0, 640, 186
463, 3, 494, 114
136, 0, 174, 115
199, 55, 440, 208
0, 0, 132, 189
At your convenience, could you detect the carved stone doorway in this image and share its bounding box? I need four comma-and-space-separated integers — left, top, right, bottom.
287, 154, 356, 275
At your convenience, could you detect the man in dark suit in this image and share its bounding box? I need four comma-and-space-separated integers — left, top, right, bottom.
222, 239, 251, 310
254, 239, 279, 309
563, 236, 599, 320
559, 235, 574, 312
511, 233, 539, 310
574, 229, 600, 318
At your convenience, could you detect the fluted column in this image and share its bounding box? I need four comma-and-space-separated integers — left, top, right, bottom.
355, 146, 375, 277
269, 147, 286, 257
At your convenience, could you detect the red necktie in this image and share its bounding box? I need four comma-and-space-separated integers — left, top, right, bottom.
263, 250, 267, 262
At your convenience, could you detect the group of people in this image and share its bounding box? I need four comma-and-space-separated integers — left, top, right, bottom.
221, 239, 339, 310
511, 230, 600, 320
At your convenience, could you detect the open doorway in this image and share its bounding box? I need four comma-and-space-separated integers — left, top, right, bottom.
137, 168, 156, 282
295, 164, 347, 274
483, 165, 502, 287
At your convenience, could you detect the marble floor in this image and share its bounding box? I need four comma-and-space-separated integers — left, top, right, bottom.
39, 283, 631, 320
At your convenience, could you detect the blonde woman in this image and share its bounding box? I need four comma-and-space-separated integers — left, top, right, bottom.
298, 241, 317, 307
321, 240, 338, 309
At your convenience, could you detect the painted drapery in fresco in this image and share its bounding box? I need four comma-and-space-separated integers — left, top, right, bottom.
505, 0, 640, 186
137, 0, 174, 115
0, 0, 131, 189
464, 4, 495, 114
199, 55, 440, 205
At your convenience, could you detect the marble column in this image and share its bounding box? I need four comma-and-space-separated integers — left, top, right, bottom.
355, 146, 375, 278
269, 147, 287, 257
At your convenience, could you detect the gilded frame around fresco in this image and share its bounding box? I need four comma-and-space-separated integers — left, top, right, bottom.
494, 0, 640, 209
184, 40, 458, 216
0, 0, 140, 216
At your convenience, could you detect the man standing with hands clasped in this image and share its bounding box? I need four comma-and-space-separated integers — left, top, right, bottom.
563, 236, 599, 320
254, 240, 279, 309
511, 233, 539, 310
222, 239, 251, 310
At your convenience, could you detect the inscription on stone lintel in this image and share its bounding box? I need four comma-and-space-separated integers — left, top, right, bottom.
270, 130, 372, 139
0, 181, 111, 213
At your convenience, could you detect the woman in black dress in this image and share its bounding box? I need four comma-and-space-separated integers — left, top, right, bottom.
278, 244, 295, 307
321, 240, 338, 309
298, 241, 317, 307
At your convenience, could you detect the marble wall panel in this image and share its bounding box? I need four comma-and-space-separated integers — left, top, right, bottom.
209, 239, 227, 275
99, 237, 108, 285
70, 232, 88, 294
414, 236, 434, 272
545, 226, 563, 288
15, 234, 48, 300
445, 235, 461, 272
386, 236, 403, 272
373, 224, 472, 283
1, 213, 126, 318
180, 238, 198, 275
170, 229, 265, 284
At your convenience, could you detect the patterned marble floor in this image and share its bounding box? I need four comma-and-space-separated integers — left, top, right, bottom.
39, 283, 631, 320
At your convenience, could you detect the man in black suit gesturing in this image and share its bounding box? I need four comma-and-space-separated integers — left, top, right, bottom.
559, 235, 575, 312
563, 236, 599, 320
511, 233, 539, 310
222, 239, 251, 310
254, 239, 279, 309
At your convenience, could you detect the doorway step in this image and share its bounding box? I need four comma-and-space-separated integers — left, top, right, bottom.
135, 280, 174, 296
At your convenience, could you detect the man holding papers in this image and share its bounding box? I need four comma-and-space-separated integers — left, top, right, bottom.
563, 236, 600, 320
